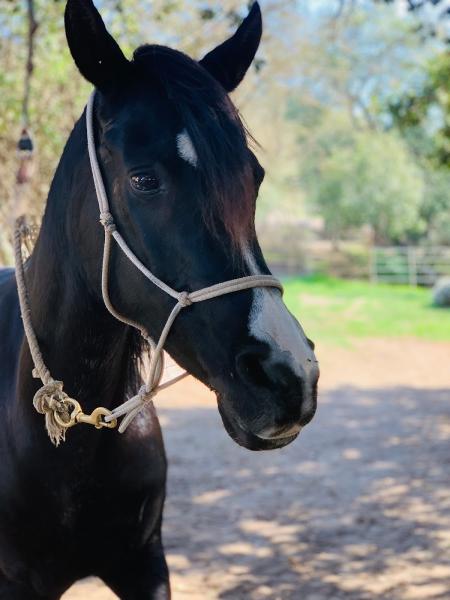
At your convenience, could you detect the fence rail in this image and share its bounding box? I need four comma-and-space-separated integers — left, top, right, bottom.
370, 246, 450, 286
260, 225, 450, 286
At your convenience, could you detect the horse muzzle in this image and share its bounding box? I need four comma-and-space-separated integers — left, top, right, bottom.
215, 344, 319, 451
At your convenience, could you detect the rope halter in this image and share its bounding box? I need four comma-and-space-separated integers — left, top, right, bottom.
15, 91, 283, 444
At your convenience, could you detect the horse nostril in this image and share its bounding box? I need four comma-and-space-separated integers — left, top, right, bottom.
236, 347, 273, 389
236, 346, 302, 393
235, 345, 318, 430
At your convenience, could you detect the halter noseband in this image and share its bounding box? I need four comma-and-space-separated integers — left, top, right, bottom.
15, 91, 282, 444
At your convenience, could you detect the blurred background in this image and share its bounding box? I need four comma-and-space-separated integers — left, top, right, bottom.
1, 1, 450, 598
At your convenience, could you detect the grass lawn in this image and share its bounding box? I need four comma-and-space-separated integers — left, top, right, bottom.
283, 275, 450, 345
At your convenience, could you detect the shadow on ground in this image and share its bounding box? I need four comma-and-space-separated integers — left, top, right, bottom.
160, 385, 450, 599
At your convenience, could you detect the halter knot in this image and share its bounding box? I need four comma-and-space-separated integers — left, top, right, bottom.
178, 291, 192, 307
137, 384, 149, 401
32, 380, 71, 446
100, 212, 116, 233
137, 384, 156, 405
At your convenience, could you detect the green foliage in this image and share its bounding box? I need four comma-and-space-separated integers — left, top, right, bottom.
284, 275, 450, 344
301, 122, 425, 244
282, 2, 447, 248
389, 52, 450, 169
382, 51, 450, 246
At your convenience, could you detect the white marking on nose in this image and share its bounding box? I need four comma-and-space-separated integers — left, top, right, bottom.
176, 129, 198, 167
243, 246, 316, 382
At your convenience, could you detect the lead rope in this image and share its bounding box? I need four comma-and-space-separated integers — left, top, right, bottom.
14, 218, 109, 445
15, 91, 283, 445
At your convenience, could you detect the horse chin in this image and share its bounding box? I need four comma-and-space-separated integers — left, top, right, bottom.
216, 395, 299, 451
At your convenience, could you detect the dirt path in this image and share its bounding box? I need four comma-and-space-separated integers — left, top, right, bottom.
63, 338, 450, 599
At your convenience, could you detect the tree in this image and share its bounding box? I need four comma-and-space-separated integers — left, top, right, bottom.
388, 51, 450, 169
300, 118, 425, 245
385, 49, 450, 244
377, 0, 450, 43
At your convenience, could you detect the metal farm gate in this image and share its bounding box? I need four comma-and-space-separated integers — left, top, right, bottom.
370, 246, 450, 286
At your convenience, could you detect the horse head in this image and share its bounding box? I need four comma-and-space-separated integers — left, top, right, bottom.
64, 0, 319, 450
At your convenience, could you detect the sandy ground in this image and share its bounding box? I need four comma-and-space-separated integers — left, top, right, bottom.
63, 338, 450, 599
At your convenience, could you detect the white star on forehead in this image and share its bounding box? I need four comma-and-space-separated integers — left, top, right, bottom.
176, 129, 198, 167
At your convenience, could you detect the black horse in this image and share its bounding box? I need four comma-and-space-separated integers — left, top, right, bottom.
0, 1, 319, 598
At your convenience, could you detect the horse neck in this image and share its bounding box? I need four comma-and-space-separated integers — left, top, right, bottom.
18, 112, 139, 418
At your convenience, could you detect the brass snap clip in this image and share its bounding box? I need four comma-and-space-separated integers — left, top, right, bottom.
76, 407, 117, 430
53, 399, 117, 430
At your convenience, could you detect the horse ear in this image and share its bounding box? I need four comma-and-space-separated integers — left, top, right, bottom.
65, 0, 129, 91
199, 2, 262, 92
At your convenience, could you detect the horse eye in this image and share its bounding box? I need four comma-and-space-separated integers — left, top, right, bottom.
130, 174, 160, 193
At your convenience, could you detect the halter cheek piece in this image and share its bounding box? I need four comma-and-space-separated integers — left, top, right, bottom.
15, 91, 283, 445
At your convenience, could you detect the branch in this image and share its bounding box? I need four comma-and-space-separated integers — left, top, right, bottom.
22, 0, 38, 127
